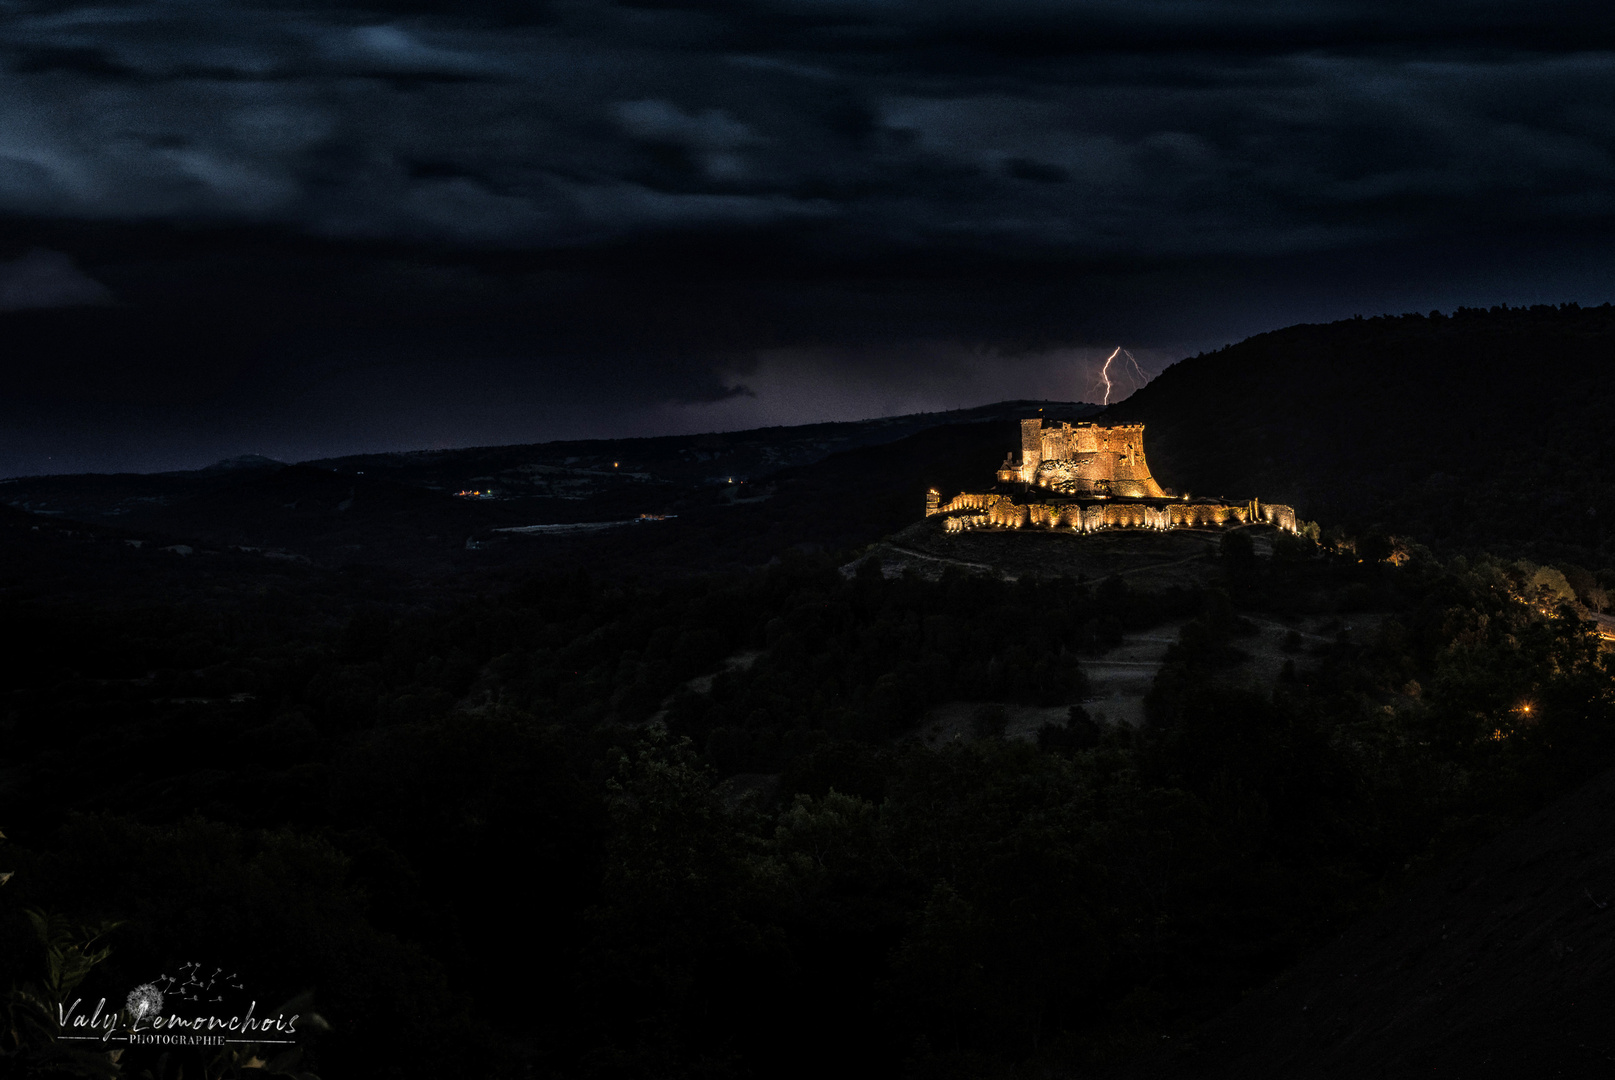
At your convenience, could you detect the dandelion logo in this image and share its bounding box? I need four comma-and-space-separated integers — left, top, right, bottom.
125, 983, 163, 1023
60, 964, 307, 1050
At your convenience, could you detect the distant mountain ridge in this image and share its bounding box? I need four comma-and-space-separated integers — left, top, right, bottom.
302, 399, 1100, 497
201, 454, 286, 472
0, 400, 1098, 574
12, 304, 1615, 573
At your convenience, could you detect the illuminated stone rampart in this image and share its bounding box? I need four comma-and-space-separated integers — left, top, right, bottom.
1258, 502, 1298, 531
944, 513, 989, 532
937, 492, 998, 514
987, 496, 1029, 529
934, 416, 1297, 538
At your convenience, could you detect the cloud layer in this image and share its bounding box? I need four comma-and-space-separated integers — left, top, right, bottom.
0, 1, 1611, 258
5, 2, 1615, 475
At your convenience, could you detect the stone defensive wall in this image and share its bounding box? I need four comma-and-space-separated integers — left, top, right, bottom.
942, 513, 990, 533
1256, 502, 1298, 532
930, 493, 1298, 535
936, 492, 998, 514
927, 417, 1296, 536
989, 499, 1027, 528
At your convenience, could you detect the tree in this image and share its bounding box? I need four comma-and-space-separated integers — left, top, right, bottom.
1357, 532, 1395, 563
1219, 529, 1255, 563
3, 908, 123, 1080
971, 704, 1009, 740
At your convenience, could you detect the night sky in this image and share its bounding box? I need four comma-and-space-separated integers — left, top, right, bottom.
4, 1, 1615, 476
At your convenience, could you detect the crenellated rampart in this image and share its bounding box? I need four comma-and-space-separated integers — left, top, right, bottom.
928, 417, 1298, 538
943, 513, 989, 532
936, 496, 1295, 535
987, 496, 1028, 528
1009, 419, 1168, 498
931, 491, 998, 515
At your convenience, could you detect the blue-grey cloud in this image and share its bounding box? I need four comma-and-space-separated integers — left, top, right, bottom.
0, 1, 1610, 257
5, 1, 1615, 475
0, 248, 111, 310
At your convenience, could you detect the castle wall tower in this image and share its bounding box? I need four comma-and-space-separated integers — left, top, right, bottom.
1018, 418, 1043, 483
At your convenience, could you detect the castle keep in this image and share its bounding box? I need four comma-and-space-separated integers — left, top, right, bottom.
927, 418, 1296, 535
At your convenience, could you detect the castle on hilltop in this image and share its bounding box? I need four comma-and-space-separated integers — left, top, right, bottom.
927, 418, 1297, 534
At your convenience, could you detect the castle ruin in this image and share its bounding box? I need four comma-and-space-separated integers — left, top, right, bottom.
927, 418, 1297, 535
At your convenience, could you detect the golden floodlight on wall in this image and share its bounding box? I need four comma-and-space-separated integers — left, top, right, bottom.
930, 416, 1293, 537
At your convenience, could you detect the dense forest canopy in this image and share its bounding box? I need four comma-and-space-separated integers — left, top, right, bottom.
4, 530, 1613, 1077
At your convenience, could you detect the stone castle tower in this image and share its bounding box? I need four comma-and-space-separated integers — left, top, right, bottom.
997, 419, 1167, 499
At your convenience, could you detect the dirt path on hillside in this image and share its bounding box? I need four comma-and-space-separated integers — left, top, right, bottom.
1108, 552, 1213, 579
859, 538, 1213, 587
915, 622, 1188, 742
1080, 624, 1188, 727
876, 542, 1001, 574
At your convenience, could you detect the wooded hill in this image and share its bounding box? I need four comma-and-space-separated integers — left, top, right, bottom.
1108, 304, 1615, 566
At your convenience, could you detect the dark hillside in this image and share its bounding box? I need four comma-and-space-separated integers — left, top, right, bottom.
0, 418, 1033, 581
3, 403, 1098, 577
462, 418, 1031, 576
307, 399, 1099, 495
6, 465, 1615, 1078
1106, 304, 1615, 563
117, 464, 496, 569
1133, 761, 1615, 1079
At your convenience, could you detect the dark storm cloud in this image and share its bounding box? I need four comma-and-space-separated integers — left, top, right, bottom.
1, 0, 1613, 255
5, 1, 1615, 475
0, 248, 110, 309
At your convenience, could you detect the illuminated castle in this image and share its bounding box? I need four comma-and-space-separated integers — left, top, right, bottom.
927, 418, 1296, 534
997, 419, 1166, 497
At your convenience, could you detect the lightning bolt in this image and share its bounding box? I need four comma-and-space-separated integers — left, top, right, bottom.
1097, 346, 1121, 405
1121, 349, 1149, 387
1091, 346, 1152, 405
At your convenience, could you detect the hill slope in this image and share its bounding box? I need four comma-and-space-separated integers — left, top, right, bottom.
1107, 304, 1615, 563
1135, 761, 1615, 1079
0, 406, 1096, 577
299, 399, 1099, 572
